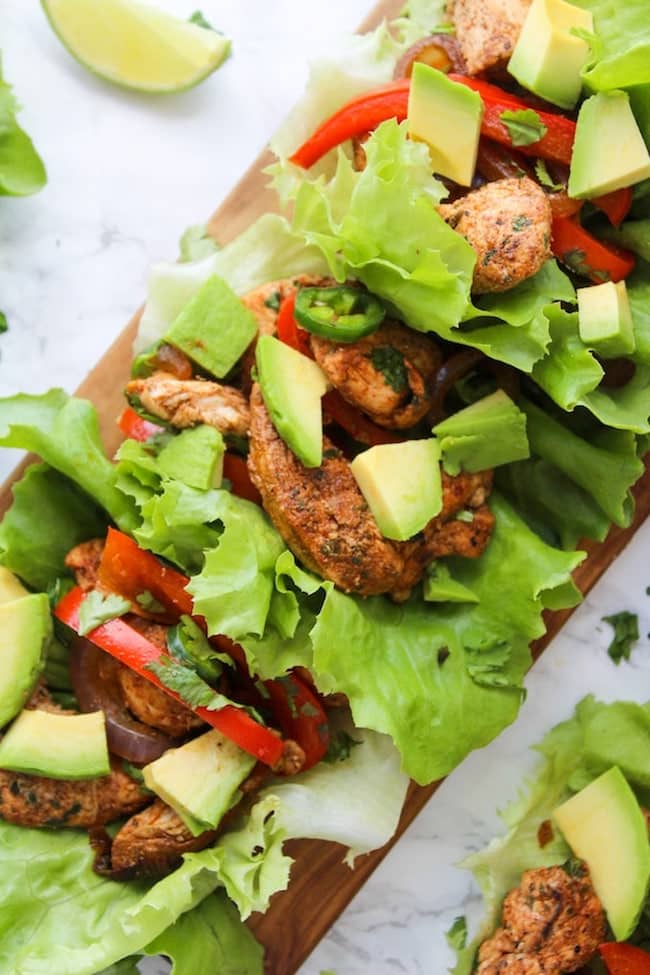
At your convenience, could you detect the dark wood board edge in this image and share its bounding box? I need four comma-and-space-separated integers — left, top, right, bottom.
0, 0, 648, 971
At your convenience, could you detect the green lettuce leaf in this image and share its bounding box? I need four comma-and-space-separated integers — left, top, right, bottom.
521, 397, 644, 526
0, 463, 108, 591
136, 214, 328, 353
283, 121, 576, 371
0, 792, 287, 975
452, 695, 650, 974
532, 303, 650, 433
573, 0, 650, 93
0, 58, 46, 196
193, 493, 583, 784
262, 720, 409, 864
270, 22, 404, 161
0, 390, 137, 531
143, 891, 263, 975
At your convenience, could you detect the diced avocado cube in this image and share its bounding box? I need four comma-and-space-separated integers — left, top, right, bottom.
432, 390, 530, 475
0, 567, 28, 605
256, 334, 328, 468
407, 63, 483, 187
554, 766, 650, 940
350, 439, 442, 541
0, 593, 50, 729
157, 425, 225, 490
164, 274, 258, 378
143, 729, 256, 832
0, 709, 110, 779
569, 91, 650, 199
577, 280, 636, 358
508, 0, 593, 110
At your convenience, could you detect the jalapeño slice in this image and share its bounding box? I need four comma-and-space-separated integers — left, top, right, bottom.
294, 285, 385, 342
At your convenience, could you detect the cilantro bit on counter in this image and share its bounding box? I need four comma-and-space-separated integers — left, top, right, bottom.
446, 915, 468, 951
0, 312, 7, 334
602, 610, 639, 664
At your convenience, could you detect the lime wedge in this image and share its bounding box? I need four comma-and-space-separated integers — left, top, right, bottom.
41, 0, 231, 94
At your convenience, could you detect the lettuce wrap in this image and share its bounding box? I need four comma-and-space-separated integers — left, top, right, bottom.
0, 2, 649, 973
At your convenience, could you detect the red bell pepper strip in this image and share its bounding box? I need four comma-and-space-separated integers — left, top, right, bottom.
592, 186, 633, 228
551, 216, 636, 283
276, 291, 313, 357
448, 75, 576, 166
264, 673, 330, 770
55, 586, 285, 767
118, 406, 164, 442
222, 453, 262, 506
98, 527, 194, 619
322, 390, 402, 446
289, 80, 410, 170
600, 943, 650, 974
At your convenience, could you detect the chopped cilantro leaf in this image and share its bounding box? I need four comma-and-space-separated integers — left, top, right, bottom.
145, 656, 259, 719
534, 158, 564, 192
500, 109, 547, 147
0, 311, 7, 334
188, 10, 215, 30
602, 611, 639, 664
369, 346, 409, 393
264, 291, 281, 311
324, 729, 362, 763
446, 915, 467, 951
512, 215, 532, 232
136, 590, 166, 614
78, 591, 131, 636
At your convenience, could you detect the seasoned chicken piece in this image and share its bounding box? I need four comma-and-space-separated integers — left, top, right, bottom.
449, 0, 530, 76
311, 322, 443, 430
65, 538, 105, 592
439, 177, 552, 293
116, 618, 205, 737
476, 865, 607, 974
0, 761, 148, 829
272, 739, 306, 776
117, 666, 204, 737
108, 799, 216, 878
126, 373, 250, 436
248, 385, 493, 597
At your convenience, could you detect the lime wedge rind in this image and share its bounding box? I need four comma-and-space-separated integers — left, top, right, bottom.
41, 0, 231, 95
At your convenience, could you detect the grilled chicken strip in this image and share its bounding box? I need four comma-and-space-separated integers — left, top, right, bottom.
449, 0, 530, 76
126, 373, 250, 437
311, 322, 443, 430
0, 760, 148, 829
439, 177, 552, 293
476, 865, 607, 974
65, 538, 105, 592
114, 618, 205, 736
108, 799, 217, 878
248, 385, 493, 597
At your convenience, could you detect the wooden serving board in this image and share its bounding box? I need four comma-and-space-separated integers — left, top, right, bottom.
1, 0, 649, 971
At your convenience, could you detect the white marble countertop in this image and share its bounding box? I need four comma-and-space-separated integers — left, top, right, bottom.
2, 3, 649, 974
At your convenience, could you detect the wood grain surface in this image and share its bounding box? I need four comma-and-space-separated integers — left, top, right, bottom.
0, 0, 648, 972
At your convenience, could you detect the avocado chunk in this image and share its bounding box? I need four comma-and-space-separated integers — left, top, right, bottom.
432, 390, 529, 475
508, 0, 593, 110
143, 729, 256, 834
256, 334, 328, 468
0, 593, 51, 729
553, 766, 650, 940
569, 91, 650, 199
157, 425, 224, 490
0, 567, 28, 605
164, 273, 258, 379
0, 709, 110, 779
350, 439, 442, 541
407, 63, 483, 187
577, 280, 636, 358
